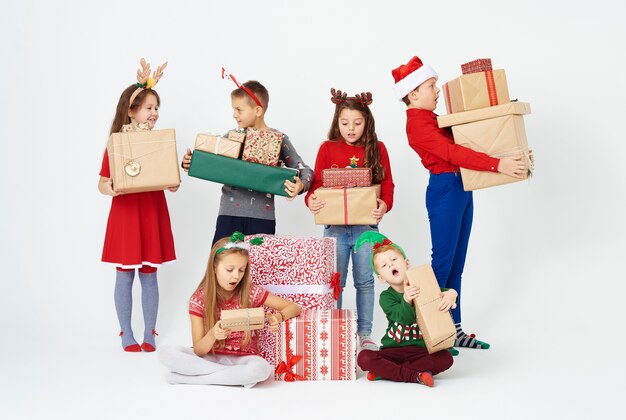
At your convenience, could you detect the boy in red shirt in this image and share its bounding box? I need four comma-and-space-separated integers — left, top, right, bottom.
391, 56, 526, 350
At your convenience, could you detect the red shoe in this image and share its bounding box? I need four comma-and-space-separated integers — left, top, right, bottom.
366, 372, 381, 381
124, 344, 141, 352
141, 342, 156, 352
416, 371, 434, 387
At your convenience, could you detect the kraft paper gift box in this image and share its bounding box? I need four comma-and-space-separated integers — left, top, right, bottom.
275, 309, 357, 381
245, 234, 338, 367
405, 265, 456, 354
194, 133, 244, 159
321, 166, 372, 188
219, 307, 265, 332
188, 150, 298, 197
461, 58, 493, 74
443, 69, 510, 114
107, 128, 180, 194
241, 128, 283, 166
313, 185, 381, 225
438, 102, 533, 191
226, 129, 246, 142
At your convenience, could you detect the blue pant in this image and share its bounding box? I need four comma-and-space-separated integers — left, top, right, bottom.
212, 215, 276, 245
324, 224, 377, 335
426, 172, 473, 324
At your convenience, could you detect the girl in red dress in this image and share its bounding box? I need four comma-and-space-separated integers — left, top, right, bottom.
98, 59, 177, 352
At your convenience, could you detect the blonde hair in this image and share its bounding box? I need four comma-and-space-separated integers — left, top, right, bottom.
195, 236, 253, 349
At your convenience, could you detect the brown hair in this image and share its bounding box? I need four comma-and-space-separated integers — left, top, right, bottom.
401, 94, 411, 106
194, 236, 253, 349
230, 80, 269, 110
109, 84, 161, 135
327, 93, 385, 183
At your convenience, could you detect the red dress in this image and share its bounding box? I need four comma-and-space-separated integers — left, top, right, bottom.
100, 150, 176, 269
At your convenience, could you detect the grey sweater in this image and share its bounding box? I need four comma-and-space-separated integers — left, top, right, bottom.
218, 128, 314, 220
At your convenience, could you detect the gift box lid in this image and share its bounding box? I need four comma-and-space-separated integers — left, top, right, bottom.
461, 58, 493, 74
437, 101, 531, 128
219, 307, 265, 331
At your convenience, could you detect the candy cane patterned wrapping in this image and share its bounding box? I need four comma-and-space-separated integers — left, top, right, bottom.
275, 309, 357, 381
245, 235, 338, 366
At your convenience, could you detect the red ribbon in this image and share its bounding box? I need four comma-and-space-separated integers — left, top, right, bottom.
343, 187, 349, 224
372, 238, 392, 250
484, 70, 498, 106
444, 82, 453, 114
275, 354, 305, 382
330, 272, 343, 300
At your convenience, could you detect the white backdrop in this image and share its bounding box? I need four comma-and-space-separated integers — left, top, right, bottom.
1, 0, 625, 418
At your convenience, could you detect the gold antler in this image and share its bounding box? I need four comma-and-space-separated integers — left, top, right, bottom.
136, 58, 151, 86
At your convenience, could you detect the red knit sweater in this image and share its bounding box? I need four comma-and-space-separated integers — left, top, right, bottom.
406, 108, 500, 174
305, 139, 394, 212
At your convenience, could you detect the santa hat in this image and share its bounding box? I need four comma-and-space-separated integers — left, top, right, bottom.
391, 56, 438, 100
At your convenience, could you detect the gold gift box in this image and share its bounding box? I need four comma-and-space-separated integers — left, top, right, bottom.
439, 102, 532, 191
107, 128, 180, 194
219, 307, 265, 332
443, 69, 510, 114
194, 133, 244, 159
314, 185, 380, 225
405, 265, 456, 354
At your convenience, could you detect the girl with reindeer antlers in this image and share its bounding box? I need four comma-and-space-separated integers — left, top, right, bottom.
305, 89, 395, 352
98, 58, 177, 353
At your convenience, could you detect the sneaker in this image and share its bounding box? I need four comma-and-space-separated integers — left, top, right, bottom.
366, 371, 381, 381
416, 371, 434, 387
359, 336, 379, 351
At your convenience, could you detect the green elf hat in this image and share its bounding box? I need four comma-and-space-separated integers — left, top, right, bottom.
354, 231, 406, 274
215, 231, 264, 256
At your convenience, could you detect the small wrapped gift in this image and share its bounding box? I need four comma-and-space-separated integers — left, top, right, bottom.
439, 102, 533, 191
313, 185, 381, 225
443, 69, 510, 114
194, 133, 244, 159
241, 128, 283, 166
107, 128, 180, 193
245, 234, 338, 367
405, 265, 456, 354
219, 307, 265, 332
188, 150, 298, 197
322, 166, 372, 188
275, 309, 357, 381
461, 58, 493, 75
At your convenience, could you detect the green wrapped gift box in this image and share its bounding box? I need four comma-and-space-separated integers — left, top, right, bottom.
188, 150, 299, 197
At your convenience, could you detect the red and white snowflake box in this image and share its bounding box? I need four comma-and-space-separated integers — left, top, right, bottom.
244, 235, 339, 366
275, 309, 357, 381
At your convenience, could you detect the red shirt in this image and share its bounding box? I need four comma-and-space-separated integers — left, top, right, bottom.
406, 108, 500, 174
305, 139, 395, 212
188, 284, 269, 356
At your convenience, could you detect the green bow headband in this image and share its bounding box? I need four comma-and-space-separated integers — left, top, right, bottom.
215, 231, 263, 256
354, 231, 406, 274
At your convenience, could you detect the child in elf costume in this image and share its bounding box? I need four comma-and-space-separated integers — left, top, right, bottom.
98, 58, 177, 352
306, 89, 394, 351
182, 70, 313, 244
391, 56, 527, 349
355, 231, 455, 387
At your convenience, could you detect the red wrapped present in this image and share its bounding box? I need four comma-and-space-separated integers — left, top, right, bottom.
241, 128, 283, 166
322, 165, 372, 187
461, 58, 493, 74
275, 309, 357, 381
245, 235, 339, 366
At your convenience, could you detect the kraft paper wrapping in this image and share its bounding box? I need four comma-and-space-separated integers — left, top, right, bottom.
314, 185, 380, 225
194, 133, 243, 159
443, 69, 510, 114
405, 265, 456, 354
437, 101, 531, 128
107, 128, 180, 193
453, 114, 531, 191
219, 307, 265, 332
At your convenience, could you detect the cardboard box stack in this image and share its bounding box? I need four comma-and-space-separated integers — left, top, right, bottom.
439, 58, 533, 191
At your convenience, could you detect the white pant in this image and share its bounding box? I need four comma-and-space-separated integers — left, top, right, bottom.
158, 345, 272, 387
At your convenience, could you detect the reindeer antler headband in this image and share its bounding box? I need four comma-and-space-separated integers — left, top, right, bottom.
330, 88, 373, 107
129, 58, 168, 108
222, 67, 263, 108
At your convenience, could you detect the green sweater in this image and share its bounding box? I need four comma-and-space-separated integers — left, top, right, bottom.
379, 287, 425, 350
